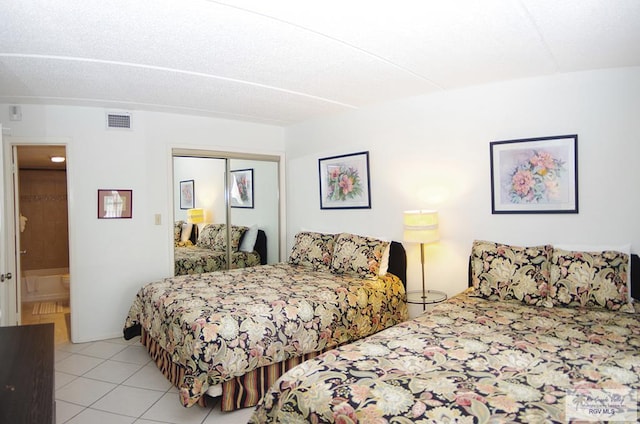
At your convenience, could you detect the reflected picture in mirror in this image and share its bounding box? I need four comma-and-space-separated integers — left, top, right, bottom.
230, 169, 254, 209
179, 179, 195, 210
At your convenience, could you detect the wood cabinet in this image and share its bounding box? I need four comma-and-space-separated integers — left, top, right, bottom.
0, 323, 54, 423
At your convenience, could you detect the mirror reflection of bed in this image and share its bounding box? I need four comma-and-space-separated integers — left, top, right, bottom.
173, 223, 267, 275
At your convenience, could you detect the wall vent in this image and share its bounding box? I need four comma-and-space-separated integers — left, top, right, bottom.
106, 112, 132, 129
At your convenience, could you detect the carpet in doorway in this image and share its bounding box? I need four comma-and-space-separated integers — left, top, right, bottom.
32, 302, 65, 315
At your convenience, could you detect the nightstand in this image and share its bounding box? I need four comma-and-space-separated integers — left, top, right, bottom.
406, 290, 447, 311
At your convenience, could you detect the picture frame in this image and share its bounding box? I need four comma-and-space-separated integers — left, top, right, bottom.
179, 180, 195, 210
490, 134, 578, 214
230, 169, 254, 208
97, 189, 132, 219
318, 151, 371, 209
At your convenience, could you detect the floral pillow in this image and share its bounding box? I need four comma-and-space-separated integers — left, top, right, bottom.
288, 231, 336, 271
174, 221, 185, 243
470, 240, 552, 307
212, 225, 248, 252
549, 248, 633, 312
195, 224, 224, 249
330, 233, 389, 279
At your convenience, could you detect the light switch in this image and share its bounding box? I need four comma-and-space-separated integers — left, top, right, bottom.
154, 214, 161, 225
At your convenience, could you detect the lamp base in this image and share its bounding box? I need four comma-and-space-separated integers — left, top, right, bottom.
406, 290, 447, 310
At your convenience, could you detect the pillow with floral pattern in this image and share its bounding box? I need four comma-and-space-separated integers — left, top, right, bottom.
212, 225, 248, 252
549, 248, 633, 312
330, 233, 389, 279
174, 221, 185, 243
288, 231, 336, 271
196, 224, 224, 249
470, 240, 553, 307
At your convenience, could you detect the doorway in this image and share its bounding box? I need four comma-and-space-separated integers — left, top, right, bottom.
15, 145, 71, 344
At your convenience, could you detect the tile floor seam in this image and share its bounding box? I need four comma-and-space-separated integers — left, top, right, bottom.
56, 355, 108, 377
54, 374, 79, 392
133, 388, 177, 423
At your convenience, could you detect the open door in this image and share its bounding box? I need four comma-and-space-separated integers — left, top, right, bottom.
0, 123, 5, 325
0, 125, 18, 326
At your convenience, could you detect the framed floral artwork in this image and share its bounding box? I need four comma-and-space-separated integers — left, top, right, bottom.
230, 169, 254, 208
490, 135, 578, 214
318, 151, 371, 209
179, 180, 194, 210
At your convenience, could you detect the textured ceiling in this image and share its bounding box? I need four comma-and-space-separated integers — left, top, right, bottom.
1, 0, 639, 126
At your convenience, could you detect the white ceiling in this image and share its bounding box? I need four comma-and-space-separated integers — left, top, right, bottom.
1, 0, 639, 126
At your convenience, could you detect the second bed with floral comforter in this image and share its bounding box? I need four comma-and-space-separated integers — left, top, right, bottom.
251, 241, 640, 423
251, 291, 640, 423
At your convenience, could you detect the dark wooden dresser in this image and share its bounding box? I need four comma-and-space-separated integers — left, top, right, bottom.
0, 323, 55, 424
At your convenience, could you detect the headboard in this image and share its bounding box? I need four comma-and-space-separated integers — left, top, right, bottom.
388, 241, 407, 288
468, 253, 640, 301
254, 230, 267, 265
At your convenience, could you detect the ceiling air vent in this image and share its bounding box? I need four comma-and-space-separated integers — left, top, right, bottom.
106, 112, 132, 130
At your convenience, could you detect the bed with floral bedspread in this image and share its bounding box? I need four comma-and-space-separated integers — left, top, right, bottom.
250, 241, 640, 423
124, 232, 408, 409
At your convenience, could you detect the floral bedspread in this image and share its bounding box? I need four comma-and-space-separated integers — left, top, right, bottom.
123, 263, 407, 407
174, 246, 261, 275
251, 291, 640, 423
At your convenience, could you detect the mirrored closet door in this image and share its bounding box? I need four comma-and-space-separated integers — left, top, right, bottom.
172, 150, 280, 276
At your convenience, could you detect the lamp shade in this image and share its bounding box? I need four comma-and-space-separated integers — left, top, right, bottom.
403, 210, 439, 244
186, 208, 205, 224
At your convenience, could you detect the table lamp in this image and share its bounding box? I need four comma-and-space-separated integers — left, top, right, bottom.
187, 208, 205, 240
403, 210, 440, 308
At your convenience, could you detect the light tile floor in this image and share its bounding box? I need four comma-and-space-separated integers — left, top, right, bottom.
54, 336, 256, 424
21, 302, 255, 423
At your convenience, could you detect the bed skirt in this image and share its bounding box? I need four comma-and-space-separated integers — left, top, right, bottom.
140, 328, 326, 411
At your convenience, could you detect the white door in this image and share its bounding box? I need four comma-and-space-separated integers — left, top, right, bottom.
0, 125, 13, 325
0, 123, 5, 325
0, 128, 21, 326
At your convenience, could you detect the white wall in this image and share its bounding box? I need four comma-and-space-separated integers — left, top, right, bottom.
285, 67, 640, 297
1, 105, 284, 342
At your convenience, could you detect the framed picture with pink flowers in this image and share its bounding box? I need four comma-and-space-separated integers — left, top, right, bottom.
490, 135, 578, 214
319, 151, 371, 209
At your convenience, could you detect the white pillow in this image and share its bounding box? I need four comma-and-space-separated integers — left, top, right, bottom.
180, 223, 193, 242
378, 243, 391, 276
239, 225, 259, 252
554, 243, 632, 302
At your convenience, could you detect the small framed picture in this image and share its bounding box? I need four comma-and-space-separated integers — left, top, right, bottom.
179, 180, 195, 210
318, 151, 371, 209
490, 135, 578, 214
98, 189, 132, 219
230, 169, 254, 208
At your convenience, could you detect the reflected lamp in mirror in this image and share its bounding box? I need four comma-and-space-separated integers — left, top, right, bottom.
187, 208, 205, 240
403, 210, 441, 310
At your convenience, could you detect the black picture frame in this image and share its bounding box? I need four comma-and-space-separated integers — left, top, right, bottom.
490, 134, 578, 214
179, 180, 195, 210
318, 151, 371, 209
230, 169, 254, 208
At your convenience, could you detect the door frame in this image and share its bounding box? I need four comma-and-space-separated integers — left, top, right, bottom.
1, 136, 72, 328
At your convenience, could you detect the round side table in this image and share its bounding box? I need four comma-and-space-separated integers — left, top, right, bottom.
406, 290, 447, 311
